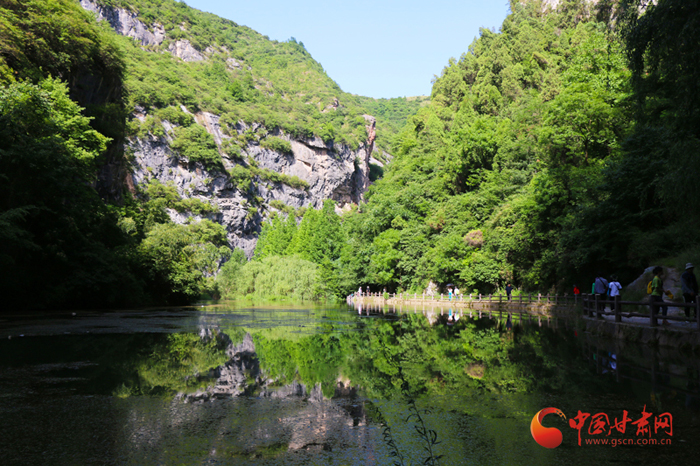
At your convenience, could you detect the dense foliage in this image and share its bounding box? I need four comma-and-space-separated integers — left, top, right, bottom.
0, 78, 135, 307
346, 0, 635, 295
0, 0, 237, 307
585, 0, 700, 274
0, 78, 232, 307
216, 200, 348, 300
0, 0, 126, 142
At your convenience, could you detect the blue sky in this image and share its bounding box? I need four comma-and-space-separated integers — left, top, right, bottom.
183, 0, 511, 99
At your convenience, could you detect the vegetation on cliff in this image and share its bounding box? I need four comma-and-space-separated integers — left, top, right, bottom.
97, 0, 408, 151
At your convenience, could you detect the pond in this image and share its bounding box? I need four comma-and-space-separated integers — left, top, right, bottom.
0, 302, 698, 465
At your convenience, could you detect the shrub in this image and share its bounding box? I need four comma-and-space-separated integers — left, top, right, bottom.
140, 220, 230, 301
176, 198, 218, 215
246, 207, 258, 220
155, 105, 194, 127
269, 200, 294, 214
284, 175, 309, 190
216, 255, 326, 301
220, 139, 242, 159
260, 136, 292, 154
252, 167, 309, 190
171, 124, 221, 166
145, 180, 216, 215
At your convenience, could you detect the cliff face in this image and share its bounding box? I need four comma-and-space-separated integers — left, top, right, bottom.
80, 0, 165, 45
128, 113, 372, 256
81, 0, 373, 256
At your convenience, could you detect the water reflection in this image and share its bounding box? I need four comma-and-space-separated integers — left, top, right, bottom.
0, 301, 698, 465
581, 334, 700, 412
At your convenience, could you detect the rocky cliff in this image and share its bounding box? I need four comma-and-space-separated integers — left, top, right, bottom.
80, 0, 374, 256
128, 109, 373, 256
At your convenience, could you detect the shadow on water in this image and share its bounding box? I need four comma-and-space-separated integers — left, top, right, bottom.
0, 300, 697, 465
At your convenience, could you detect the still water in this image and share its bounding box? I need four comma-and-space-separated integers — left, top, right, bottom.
0, 302, 698, 465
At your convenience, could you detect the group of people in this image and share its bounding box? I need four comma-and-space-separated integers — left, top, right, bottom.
580, 263, 698, 325
571, 275, 621, 318
447, 286, 461, 300
589, 274, 623, 317
643, 263, 698, 325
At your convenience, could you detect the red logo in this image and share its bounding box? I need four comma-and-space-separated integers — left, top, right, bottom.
531, 406, 673, 447
531, 407, 567, 449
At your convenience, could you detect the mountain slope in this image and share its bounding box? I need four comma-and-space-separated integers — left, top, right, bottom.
78, 0, 397, 255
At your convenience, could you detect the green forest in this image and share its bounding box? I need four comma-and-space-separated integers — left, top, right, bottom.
1, 0, 699, 308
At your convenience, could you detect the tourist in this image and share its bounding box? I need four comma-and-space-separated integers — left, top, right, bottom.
608, 275, 622, 312
454, 287, 460, 300
505, 283, 513, 301
594, 274, 609, 318
573, 284, 580, 296
358, 286, 362, 297
681, 263, 698, 318
650, 266, 669, 325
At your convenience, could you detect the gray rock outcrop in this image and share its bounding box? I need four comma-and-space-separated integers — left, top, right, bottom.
80, 0, 164, 46
167, 39, 205, 62
128, 110, 372, 256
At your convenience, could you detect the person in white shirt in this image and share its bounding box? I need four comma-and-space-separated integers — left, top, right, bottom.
608, 275, 622, 312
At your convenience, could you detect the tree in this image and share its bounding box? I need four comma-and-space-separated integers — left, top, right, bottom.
140, 220, 230, 303
0, 78, 143, 308
254, 213, 297, 260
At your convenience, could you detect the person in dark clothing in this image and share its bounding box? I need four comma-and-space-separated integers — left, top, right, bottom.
594, 274, 609, 318
681, 263, 698, 318
505, 283, 513, 301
